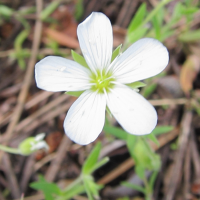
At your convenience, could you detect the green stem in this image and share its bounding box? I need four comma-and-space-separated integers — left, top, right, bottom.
0, 144, 20, 154
143, 176, 152, 200
88, 157, 109, 174
140, 0, 173, 28
63, 176, 82, 193
40, 0, 62, 21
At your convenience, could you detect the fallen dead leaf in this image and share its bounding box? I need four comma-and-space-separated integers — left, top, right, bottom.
113, 25, 126, 47
44, 27, 79, 49
179, 55, 200, 96
35, 131, 63, 161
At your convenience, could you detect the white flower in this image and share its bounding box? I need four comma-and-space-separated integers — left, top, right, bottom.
19, 133, 49, 155
30, 133, 49, 151
35, 12, 169, 145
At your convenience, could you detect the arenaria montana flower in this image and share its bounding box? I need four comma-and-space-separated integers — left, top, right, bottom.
35, 12, 169, 145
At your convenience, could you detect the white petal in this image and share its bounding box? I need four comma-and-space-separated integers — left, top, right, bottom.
35, 133, 45, 141
64, 90, 106, 145
107, 85, 157, 135
35, 56, 92, 92
77, 12, 113, 73
111, 38, 169, 84
31, 141, 49, 151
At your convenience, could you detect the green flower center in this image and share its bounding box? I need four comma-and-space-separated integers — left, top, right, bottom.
90, 70, 115, 93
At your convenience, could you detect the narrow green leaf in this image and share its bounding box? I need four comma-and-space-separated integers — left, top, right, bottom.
30, 182, 62, 195
82, 142, 101, 174
65, 90, 84, 97
151, 126, 174, 136
128, 27, 148, 43
122, 181, 146, 193
128, 3, 146, 34
157, 7, 164, 26
31, 175, 62, 194
18, 6, 36, 15
63, 185, 85, 199
181, 6, 199, 15
14, 30, 30, 51
139, 0, 173, 29
111, 44, 122, 62
126, 81, 146, 89
126, 134, 137, 159
145, 133, 159, 146
160, 30, 174, 42
14, 30, 30, 69
172, 2, 182, 20
170, 140, 178, 150
149, 171, 158, 191
178, 30, 200, 42
135, 166, 145, 180
30, 176, 62, 200
83, 179, 93, 200
142, 83, 157, 98
71, 50, 90, 69
83, 175, 102, 200
75, 0, 84, 20
44, 193, 54, 200
103, 125, 128, 140
151, 16, 161, 40
0, 5, 13, 17
40, 0, 61, 21
89, 157, 109, 174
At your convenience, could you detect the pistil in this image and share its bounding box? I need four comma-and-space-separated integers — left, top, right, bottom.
90, 69, 115, 93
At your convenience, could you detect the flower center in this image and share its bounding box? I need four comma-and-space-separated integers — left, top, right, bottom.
90, 70, 115, 93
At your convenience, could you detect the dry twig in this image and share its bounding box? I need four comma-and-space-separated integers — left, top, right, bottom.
165, 110, 193, 200
45, 136, 71, 182
0, 0, 43, 163
3, 154, 21, 198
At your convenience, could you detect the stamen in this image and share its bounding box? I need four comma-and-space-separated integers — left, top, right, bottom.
103, 76, 114, 82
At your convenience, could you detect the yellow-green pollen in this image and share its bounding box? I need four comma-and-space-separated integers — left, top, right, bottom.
90, 70, 115, 93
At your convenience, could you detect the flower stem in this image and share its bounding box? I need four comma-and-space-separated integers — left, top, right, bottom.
87, 157, 109, 174
63, 176, 82, 194
0, 144, 21, 154
143, 176, 152, 200
140, 0, 173, 28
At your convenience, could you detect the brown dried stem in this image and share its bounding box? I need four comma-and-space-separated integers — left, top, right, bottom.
0, 0, 43, 163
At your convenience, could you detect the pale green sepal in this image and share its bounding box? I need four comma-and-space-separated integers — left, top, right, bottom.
19, 137, 37, 155
111, 44, 122, 62
71, 50, 90, 69
18, 134, 48, 155
65, 90, 84, 97
106, 106, 112, 117
126, 81, 146, 89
